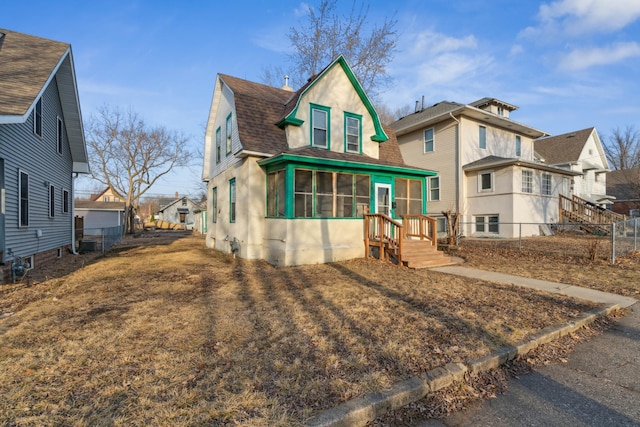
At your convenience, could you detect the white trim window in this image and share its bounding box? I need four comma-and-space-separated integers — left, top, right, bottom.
478, 172, 493, 192
429, 176, 440, 201
479, 125, 486, 149
475, 215, 499, 234
424, 128, 434, 152
542, 173, 552, 195
515, 135, 521, 157
522, 169, 533, 193
311, 106, 329, 148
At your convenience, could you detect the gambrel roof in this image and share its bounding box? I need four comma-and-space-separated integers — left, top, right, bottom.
0, 28, 89, 173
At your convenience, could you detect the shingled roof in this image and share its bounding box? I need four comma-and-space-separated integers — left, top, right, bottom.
0, 28, 70, 117
220, 72, 408, 167
535, 127, 595, 165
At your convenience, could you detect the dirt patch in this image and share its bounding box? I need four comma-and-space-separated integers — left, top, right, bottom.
0, 232, 632, 426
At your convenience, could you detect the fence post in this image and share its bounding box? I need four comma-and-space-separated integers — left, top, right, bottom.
519, 223, 522, 251
635, 218, 638, 252
610, 223, 615, 264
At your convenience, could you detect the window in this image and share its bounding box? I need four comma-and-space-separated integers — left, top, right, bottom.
475, 215, 499, 234
515, 136, 521, 157
394, 178, 423, 216
437, 217, 447, 233
212, 187, 217, 223
424, 128, 434, 152
311, 105, 329, 148
429, 176, 440, 201
294, 170, 313, 217
215, 127, 221, 164
63, 189, 69, 213
225, 114, 232, 155
479, 172, 493, 192
49, 184, 55, 218
293, 169, 369, 218
345, 113, 361, 153
19, 171, 29, 227
522, 170, 533, 193
267, 170, 286, 217
229, 178, 236, 223
479, 126, 486, 149
542, 173, 552, 195
33, 98, 42, 137
57, 117, 63, 153
497, 106, 504, 116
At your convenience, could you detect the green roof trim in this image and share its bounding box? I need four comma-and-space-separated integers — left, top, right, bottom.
258, 153, 436, 177
279, 56, 388, 142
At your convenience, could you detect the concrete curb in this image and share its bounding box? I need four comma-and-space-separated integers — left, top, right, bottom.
305, 303, 621, 427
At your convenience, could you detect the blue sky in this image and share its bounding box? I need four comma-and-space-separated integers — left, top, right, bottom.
4, 0, 640, 199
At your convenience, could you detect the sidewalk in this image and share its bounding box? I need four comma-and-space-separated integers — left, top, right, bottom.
307, 267, 638, 427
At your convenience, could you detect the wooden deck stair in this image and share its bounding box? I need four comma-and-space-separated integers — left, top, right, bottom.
559, 195, 625, 234
398, 239, 454, 269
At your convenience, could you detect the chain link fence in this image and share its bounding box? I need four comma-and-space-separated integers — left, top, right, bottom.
80, 225, 125, 253
451, 220, 639, 264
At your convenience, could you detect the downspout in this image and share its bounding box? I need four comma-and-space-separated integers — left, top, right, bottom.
449, 112, 461, 214
70, 173, 79, 254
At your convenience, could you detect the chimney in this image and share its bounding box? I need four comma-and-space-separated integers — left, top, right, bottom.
281, 75, 294, 92
421, 95, 425, 110
175, 191, 179, 199
415, 100, 419, 112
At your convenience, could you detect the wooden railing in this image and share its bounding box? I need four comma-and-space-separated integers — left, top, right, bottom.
364, 214, 438, 263
402, 214, 438, 250
559, 195, 625, 226
364, 213, 403, 263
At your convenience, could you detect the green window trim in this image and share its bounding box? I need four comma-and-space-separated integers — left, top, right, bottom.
229, 178, 236, 223
344, 112, 362, 154
212, 187, 217, 223
310, 103, 330, 149
215, 127, 221, 164
225, 113, 232, 156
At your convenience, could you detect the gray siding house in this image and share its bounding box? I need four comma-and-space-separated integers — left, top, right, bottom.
0, 28, 89, 278
157, 196, 201, 230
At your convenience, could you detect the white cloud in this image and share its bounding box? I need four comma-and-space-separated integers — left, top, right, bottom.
527, 0, 640, 37
559, 42, 640, 70
410, 30, 477, 56
509, 44, 524, 56
294, 2, 311, 18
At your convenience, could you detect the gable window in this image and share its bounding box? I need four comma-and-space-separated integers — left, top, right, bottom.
345, 113, 361, 153
229, 178, 236, 223
479, 126, 486, 149
424, 128, 434, 152
515, 136, 521, 157
394, 178, 423, 216
542, 173, 552, 195
57, 117, 64, 154
63, 189, 69, 213
19, 171, 29, 227
33, 98, 42, 137
267, 170, 286, 217
429, 176, 440, 201
49, 184, 55, 218
216, 127, 221, 164
522, 169, 533, 193
211, 187, 217, 223
225, 113, 232, 155
479, 172, 493, 192
311, 104, 329, 148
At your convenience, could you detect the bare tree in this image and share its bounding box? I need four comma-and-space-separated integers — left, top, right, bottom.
86, 105, 191, 233
266, 0, 397, 98
604, 125, 640, 170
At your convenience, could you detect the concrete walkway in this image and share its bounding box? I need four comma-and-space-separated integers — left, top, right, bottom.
307, 266, 638, 427
432, 266, 638, 308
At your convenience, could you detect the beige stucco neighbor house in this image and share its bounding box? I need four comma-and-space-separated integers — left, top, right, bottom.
391, 98, 580, 238
202, 56, 436, 266
534, 127, 614, 207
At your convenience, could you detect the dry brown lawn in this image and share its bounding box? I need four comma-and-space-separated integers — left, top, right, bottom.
0, 232, 634, 426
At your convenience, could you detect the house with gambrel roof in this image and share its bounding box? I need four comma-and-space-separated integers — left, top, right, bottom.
202, 56, 439, 266
0, 28, 89, 279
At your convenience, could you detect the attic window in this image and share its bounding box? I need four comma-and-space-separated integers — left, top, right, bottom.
311, 104, 330, 149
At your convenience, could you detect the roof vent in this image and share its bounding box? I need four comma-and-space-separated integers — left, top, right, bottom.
281, 75, 294, 92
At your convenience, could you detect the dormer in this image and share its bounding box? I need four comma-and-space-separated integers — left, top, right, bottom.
469, 98, 518, 119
